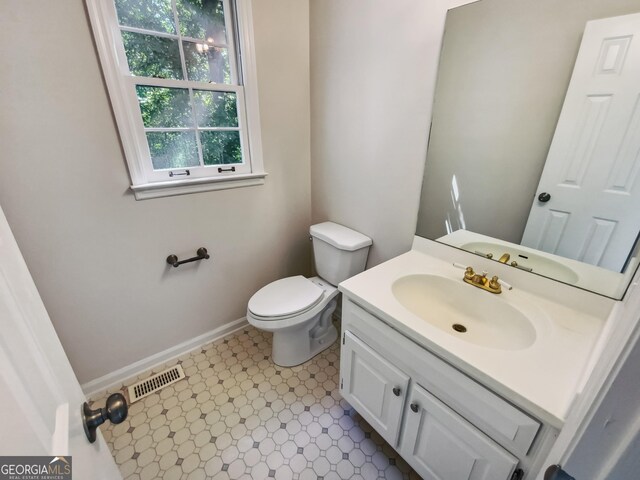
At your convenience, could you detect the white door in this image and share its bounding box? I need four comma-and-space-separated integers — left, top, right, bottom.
521, 13, 640, 272
340, 331, 409, 446
400, 383, 518, 480
0, 204, 121, 478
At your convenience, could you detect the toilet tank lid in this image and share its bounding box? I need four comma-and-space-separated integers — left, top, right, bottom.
310, 222, 372, 251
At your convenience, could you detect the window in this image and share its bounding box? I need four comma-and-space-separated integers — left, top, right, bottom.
86, 0, 265, 199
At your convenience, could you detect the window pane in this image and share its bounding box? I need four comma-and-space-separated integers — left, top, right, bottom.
176, 0, 227, 43
136, 86, 193, 128
193, 91, 238, 127
122, 31, 183, 79
146, 132, 199, 169
183, 41, 230, 83
114, 0, 175, 34
201, 131, 242, 165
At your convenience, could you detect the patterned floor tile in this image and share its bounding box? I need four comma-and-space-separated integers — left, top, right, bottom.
92, 325, 420, 479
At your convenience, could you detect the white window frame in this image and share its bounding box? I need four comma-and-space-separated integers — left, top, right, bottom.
86, 0, 266, 200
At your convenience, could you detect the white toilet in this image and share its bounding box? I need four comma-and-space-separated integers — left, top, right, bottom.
247, 222, 372, 367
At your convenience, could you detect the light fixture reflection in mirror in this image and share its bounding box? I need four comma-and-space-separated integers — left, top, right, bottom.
445, 175, 467, 236
416, 0, 640, 299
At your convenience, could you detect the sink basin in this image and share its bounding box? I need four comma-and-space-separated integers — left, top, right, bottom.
391, 274, 536, 350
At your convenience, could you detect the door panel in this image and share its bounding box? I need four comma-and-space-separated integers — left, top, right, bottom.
340, 331, 409, 446
400, 384, 517, 480
522, 13, 640, 272
0, 204, 121, 478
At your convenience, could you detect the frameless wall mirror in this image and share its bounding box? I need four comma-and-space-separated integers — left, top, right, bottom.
416, 0, 640, 299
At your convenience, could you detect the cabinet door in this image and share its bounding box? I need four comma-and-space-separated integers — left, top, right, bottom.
341, 331, 409, 446
400, 384, 518, 480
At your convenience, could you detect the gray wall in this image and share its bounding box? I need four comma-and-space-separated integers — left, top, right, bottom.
310, 0, 451, 267
417, 0, 640, 243
0, 0, 311, 384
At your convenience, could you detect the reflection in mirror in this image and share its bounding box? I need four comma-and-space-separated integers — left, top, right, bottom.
416, 0, 640, 299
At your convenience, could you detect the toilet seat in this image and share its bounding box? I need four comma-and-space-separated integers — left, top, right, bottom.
248, 275, 324, 319
247, 281, 339, 367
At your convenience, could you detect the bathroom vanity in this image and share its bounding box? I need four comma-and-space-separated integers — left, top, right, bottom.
337, 237, 613, 480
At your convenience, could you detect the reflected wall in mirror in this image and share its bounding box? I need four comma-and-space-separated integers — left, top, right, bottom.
416, 0, 640, 299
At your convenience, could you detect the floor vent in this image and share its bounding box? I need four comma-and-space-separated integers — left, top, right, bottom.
127, 365, 185, 403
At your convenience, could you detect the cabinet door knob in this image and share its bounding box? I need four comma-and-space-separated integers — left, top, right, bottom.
410, 403, 419, 413
392, 387, 401, 397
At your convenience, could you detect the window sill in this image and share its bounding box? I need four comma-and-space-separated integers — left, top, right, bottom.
130, 172, 267, 200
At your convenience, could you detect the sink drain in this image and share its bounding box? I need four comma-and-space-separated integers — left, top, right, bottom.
452, 324, 467, 333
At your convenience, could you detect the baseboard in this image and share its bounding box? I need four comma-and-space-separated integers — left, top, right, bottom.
82, 317, 249, 398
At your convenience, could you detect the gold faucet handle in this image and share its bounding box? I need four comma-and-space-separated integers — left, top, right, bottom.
489, 276, 502, 291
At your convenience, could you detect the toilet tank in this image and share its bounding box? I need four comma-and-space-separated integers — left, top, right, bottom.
310, 222, 372, 286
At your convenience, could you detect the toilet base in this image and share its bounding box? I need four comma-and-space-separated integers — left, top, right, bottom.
271, 299, 338, 367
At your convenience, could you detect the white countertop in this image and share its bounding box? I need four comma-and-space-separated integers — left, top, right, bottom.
339, 246, 609, 428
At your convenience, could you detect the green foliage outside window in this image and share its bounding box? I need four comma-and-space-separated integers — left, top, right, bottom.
136, 86, 241, 168
115, 0, 176, 33
116, 0, 242, 169
136, 86, 193, 127
177, 0, 227, 42
201, 131, 241, 165
146, 132, 199, 170
122, 32, 183, 79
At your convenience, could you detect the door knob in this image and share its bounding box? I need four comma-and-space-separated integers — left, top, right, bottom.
81, 393, 128, 443
538, 192, 551, 202
392, 387, 401, 396
410, 403, 419, 413
544, 465, 575, 480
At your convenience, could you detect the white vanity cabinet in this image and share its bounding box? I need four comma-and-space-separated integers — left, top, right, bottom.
339, 298, 557, 480
400, 383, 517, 480
341, 330, 409, 446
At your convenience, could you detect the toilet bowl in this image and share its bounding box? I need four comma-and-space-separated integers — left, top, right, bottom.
247, 222, 372, 367
247, 276, 339, 367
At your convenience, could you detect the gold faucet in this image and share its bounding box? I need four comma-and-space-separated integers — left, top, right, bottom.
498, 253, 510, 263
463, 266, 502, 294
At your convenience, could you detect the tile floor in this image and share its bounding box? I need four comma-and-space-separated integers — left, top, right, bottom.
92, 324, 420, 480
